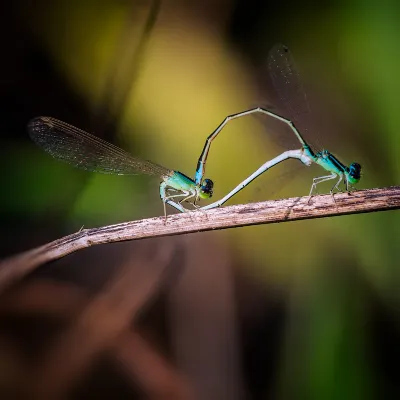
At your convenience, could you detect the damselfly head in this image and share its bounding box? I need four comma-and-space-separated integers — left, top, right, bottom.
347, 162, 362, 184
199, 178, 214, 199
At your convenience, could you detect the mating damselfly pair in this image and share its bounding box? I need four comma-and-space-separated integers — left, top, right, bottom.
28, 44, 362, 220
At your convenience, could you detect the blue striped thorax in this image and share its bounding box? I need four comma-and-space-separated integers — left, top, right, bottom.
164, 171, 213, 199
314, 149, 361, 185
316, 150, 347, 174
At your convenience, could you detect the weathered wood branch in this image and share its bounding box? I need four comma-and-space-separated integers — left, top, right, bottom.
0, 186, 398, 293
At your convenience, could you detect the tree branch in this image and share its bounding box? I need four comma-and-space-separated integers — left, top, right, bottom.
0, 186, 399, 293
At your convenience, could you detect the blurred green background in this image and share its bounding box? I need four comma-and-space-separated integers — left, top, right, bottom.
0, 0, 399, 398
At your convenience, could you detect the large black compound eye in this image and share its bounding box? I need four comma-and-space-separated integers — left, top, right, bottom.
349, 162, 362, 181
346, 162, 361, 185
200, 178, 214, 198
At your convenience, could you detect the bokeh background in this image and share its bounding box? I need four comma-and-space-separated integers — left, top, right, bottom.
0, 0, 399, 398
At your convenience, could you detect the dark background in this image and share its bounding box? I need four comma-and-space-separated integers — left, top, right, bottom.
0, 0, 399, 398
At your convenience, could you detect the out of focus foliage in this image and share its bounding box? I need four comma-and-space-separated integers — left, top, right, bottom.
1, 0, 399, 398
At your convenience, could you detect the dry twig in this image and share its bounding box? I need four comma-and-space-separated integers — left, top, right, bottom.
0, 186, 398, 293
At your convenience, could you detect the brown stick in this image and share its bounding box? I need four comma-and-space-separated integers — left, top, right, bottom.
0, 280, 193, 399
0, 186, 399, 293
30, 243, 176, 399
114, 331, 193, 399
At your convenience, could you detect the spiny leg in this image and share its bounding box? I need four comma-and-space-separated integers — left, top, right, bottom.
179, 193, 208, 217
163, 190, 190, 224
190, 196, 209, 218
345, 177, 356, 194
346, 177, 350, 193
160, 182, 187, 221
329, 174, 344, 204
307, 173, 337, 204
178, 192, 196, 205
192, 197, 205, 210
165, 191, 191, 207
330, 174, 343, 193
309, 173, 337, 196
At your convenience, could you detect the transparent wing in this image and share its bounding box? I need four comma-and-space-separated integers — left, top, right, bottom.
28, 117, 171, 177
268, 43, 312, 137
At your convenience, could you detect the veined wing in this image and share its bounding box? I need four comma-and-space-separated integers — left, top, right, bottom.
28, 117, 171, 177
268, 44, 312, 137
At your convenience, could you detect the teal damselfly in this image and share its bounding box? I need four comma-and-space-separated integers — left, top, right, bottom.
28, 116, 214, 219
193, 44, 362, 210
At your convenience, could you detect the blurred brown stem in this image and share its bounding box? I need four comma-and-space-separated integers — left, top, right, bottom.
30, 243, 179, 399
0, 186, 399, 293
0, 279, 192, 399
